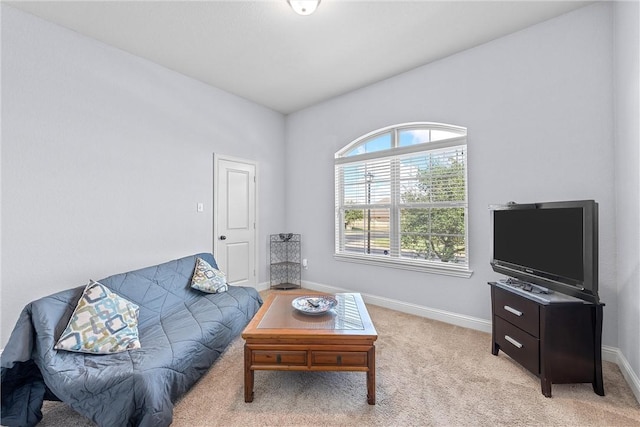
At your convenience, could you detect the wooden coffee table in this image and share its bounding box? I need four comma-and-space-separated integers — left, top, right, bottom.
242, 292, 378, 404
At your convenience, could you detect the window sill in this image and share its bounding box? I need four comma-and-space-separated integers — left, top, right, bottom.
334, 253, 473, 278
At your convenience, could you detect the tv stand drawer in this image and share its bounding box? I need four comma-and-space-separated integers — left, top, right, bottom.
494, 316, 539, 375
494, 286, 540, 337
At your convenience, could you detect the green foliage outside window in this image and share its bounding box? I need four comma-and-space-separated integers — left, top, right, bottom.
400, 155, 466, 263
344, 209, 364, 228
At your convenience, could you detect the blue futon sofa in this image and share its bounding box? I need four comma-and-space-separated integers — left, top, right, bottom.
1, 253, 262, 426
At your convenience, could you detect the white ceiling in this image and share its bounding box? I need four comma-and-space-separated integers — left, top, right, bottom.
7, 0, 593, 114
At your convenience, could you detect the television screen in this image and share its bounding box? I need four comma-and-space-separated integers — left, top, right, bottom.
490, 200, 598, 303
493, 208, 583, 284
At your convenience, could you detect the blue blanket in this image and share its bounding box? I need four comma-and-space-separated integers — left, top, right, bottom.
1, 253, 262, 426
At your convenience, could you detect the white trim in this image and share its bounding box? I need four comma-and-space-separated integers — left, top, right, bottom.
333, 253, 473, 278
603, 346, 640, 403
255, 280, 270, 292
302, 280, 489, 333
602, 345, 619, 364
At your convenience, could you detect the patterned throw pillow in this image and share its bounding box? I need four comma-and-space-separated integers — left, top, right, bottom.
190, 257, 228, 294
54, 280, 141, 354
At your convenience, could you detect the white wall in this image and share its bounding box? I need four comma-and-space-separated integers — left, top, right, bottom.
0, 6, 286, 346
286, 3, 618, 346
614, 0, 640, 391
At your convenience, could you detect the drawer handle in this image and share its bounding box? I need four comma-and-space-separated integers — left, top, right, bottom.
504, 305, 523, 317
505, 335, 523, 349
276, 354, 281, 364
337, 355, 342, 365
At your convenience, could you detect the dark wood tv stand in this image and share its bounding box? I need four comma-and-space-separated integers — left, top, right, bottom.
489, 282, 604, 397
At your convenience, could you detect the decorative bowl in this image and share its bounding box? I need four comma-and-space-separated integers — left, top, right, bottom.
291, 295, 338, 315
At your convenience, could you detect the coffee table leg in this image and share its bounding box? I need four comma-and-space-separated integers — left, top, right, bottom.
367, 346, 376, 405
244, 344, 254, 402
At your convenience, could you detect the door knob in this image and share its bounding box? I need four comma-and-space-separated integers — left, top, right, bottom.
219, 235, 227, 240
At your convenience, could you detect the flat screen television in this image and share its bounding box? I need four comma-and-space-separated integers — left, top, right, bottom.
490, 200, 599, 303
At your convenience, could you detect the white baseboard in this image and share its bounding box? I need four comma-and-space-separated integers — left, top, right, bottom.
301, 280, 639, 404
302, 280, 491, 334
255, 281, 270, 292
604, 346, 640, 403
602, 346, 618, 363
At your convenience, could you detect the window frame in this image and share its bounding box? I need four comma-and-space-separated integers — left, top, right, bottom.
334, 122, 472, 278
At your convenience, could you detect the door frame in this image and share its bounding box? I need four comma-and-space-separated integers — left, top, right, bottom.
213, 153, 258, 286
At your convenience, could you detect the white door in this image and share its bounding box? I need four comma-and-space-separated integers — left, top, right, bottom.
214, 155, 257, 287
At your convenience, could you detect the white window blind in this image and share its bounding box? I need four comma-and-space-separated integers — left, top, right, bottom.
335, 123, 470, 277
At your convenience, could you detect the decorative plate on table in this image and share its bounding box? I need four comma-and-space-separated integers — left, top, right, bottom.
291, 295, 338, 315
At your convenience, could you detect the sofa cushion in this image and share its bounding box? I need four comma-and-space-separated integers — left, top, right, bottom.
54, 280, 141, 354
190, 257, 228, 294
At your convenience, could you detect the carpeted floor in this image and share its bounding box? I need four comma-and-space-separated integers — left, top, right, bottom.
38, 300, 640, 426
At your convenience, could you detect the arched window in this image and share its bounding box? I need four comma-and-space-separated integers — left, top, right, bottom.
334, 122, 471, 277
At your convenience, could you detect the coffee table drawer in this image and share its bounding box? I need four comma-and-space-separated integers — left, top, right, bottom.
311, 351, 368, 367
252, 350, 307, 366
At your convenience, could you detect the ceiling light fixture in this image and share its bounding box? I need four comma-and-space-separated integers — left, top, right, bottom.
288, 0, 321, 16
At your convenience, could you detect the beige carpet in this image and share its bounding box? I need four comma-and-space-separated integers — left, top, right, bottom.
38, 300, 640, 426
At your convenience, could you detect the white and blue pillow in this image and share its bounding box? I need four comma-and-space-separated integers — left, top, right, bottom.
190, 257, 228, 294
54, 280, 141, 354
